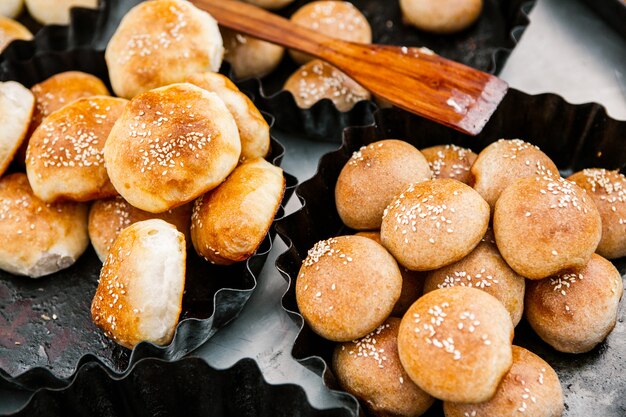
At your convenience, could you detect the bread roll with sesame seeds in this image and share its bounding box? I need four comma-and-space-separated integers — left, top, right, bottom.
88, 196, 192, 262
471, 139, 559, 208
221, 28, 284, 80
567, 169, 626, 259
525, 254, 623, 354
0, 82, 34, 177
284, 60, 371, 112
296, 235, 402, 341
421, 144, 477, 185
381, 179, 490, 271
91, 219, 186, 349
105, 0, 224, 100
333, 318, 435, 417
0, 16, 32, 53
240, 0, 295, 10
398, 286, 514, 403
336, 140, 432, 230
289, 1, 371, 64
185, 72, 270, 161
400, 0, 483, 34
0, 173, 89, 278
104, 83, 241, 213
444, 346, 564, 417
424, 229, 526, 326
26, 96, 127, 203
25, 0, 97, 25
494, 174, 602, 280
0, 0, 24, 19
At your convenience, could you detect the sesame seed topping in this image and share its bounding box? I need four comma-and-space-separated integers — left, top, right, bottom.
348, 323, 390, 368
551, 272, 584, 296
437, 270, 499, 290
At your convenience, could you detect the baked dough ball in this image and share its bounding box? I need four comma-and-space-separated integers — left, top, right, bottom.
398, 286, 514, 403
400, 0, 483, 34
104, 83, 241, 213
471, 139, 559, 208
420, 144, 477, 185
25, 0, 97, 25
191, 158, 285, 265
381, 179, 490, 271
89, 196, 192, 262
355, 230, 424, 316
240, 0, 295, 9
185, 72, 270, 161
26, 96, 127, 202
0, 173, 89, 278
105, 0, 224, 99
0, 82, 34, 176
0, 16, 32, 53
333, 318, 435, 417
336, 140, 432, 230
567, 169, 626, 259
0, 0, 24, 19
284, 60, 371, 111
444, 346, 564, 417
494, 174, 602, 279
91, 219, 186, 349
222, 28, 284, 79
289, 1, 372, 64
525, 253, 623, 353
296, 235, 402, 341
424, 230, 526, 326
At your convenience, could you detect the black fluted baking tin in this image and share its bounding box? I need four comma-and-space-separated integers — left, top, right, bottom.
275, 90, 626, 417
581, 0, 626, 39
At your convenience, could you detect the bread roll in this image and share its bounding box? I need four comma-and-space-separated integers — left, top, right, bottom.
289, 1, 371, 64
185, 72, 270, 161
336, 140, 431, 230
89, 196, 193, 262
525, 253, 623, 353
0, 173, 89, 278
221, 28, 284, 79
400, 0, 483, 34
26, 96, 127, 202
91, 219, 186, 349
444, 346, 564, 417
284, 60, 371, 111
494, 174, 602, 279
0, 81, 34, 177
296, 235, 402, 341
381, 179, 490, 271
240, 0, 295, 9
398, 286, 514, 403
567, 169, 626, 259
25, 0, 97, 24
0, 16, 32, 53
104, 83, 241, 213
333, 318, 435, 417
105, 0, 224, 99
191, 158, 285, 265
420, 144, 477, 185
0, 0, 24, 19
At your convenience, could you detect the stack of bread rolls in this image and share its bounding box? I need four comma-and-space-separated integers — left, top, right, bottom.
296, 138, 624, 416
0, 0, 285, 351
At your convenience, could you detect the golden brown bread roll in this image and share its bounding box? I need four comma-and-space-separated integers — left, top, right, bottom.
185, 72, 270, 161
296, 235, 402, 341
525, 253, 623, 353
420, 144, 477, 185
190, 158, 285, 265
0, 81, 34, 176
26, 96, 127, 202
336, 140, 432, 230
400, 0, 483, 34
91, 219, 186, 349
105, 0, 224, 99
0, 173, 89, 278
333, 318, 435, 417
104, 83, 241, 213
240, 0, 295, 9
284, 60, 371, 111
88, 196, 192, 262
0, 0, 24, 19
221, 28, 284, 79
444, 346, 564, 417
289, 1, 372, 64
398, 286, 514, 403
494, 174, 602, 279
381, 178, 490, 271
0, 16, 32, 53
567, 168, 626, 259
25, 0, 97, 25
471, 139, 559, 208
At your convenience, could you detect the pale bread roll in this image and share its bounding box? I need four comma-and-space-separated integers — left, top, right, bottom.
420, 144, 477, 185
0, 81, 34, 176
222, 28, 284, 79
91, 219, 186, 349
0, 173, 89, 278
400, 0, 483, 34
25, 0, 97, 24
0, 16, 32, 53
105, 0, 224, 99
0, 0, 24, 19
